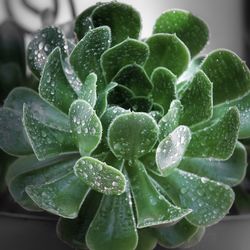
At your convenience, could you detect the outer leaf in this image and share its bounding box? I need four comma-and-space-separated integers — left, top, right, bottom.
136, 229, 157, 250
153, 10, 209, 57
201, 49, 250, 105
26, 171, 90, 219
69, 100, 102, 156
179, 70, 213, 126
0, 108, 32, 156
179, 227, 205, 248
39, 47, 77, 113
156, 126, 191, 176
70, 26, 111, 91
92, 2, 141, 46
154, 169, 235, 226
179, 142, 247, 187
86, 176, 138, 250
158, 100, 183, 141
126, 160, 191, 228
144, 34, 190, 77
186, 107, 240, 160
101, 38, 149, 82
151, 67, 177, 113
74, 156, 126, 195
27, 26, 67, 77
108, 112, 158, 159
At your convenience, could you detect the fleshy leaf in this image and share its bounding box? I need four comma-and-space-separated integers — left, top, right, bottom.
112, 64, 152, 96
179, 70, 213, 126
23, 105, 76, 160
179, 227, 205, 248
186, 107, 240, 160
74, 157, 126, 195
201, 50, 250, 105
86, 177, 138, 250
125, 97, 153, 112
108, 112, 158, 159
154, 169, 235, 226
156, 126, 191, 176
70, 26, 111, 91
27, 26, 67, 77
136, 229, 157, 250
151, 219, 199, 248
69, 100, 102, 156
153, 10, 209, 57
158, 100, 183, 141
108, 84, 134, 106
101, 38, 149, 82
144, 34, 190, 77
179, 142, 247, 187
39, 47, 77, 113
0, 108, 32, 156
126, 160, 191, 228
151, 67, 177, 113
26, 171, 90, 219
91, 2, 141, 46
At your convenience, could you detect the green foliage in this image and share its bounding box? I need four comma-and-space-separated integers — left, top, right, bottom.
1, 2, 250, 250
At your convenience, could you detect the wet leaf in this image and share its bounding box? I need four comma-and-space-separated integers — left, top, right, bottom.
101, 38, 149, 82
145, 34, 190, 77
108, 84, 134, 106
74, 156, 126, 195
156, 126, 191, 176
201, 50, 250, 105
108, 112, 158, 159
153, 10, 209, 57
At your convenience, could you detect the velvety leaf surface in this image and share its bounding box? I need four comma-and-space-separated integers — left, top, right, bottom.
23, 105, 76, 160
136, 229, 157, 250
153, 10, 209, 57
27, 26, 67, 77
156, 126, 191, 176
86, 177, 138, 250
26, 171, 90, 218
151, 67, 177, 113
179, 142, 247, 187
126, 160, 191, 228
70, 26, 111, 91
101, 38, 149, 82
69, 100, 102, 156
108, 112, 158, 159
154, 169, 235, 226
186, 107, 240, 160
144, 34, 190, 77
39, 48, 77, 113
179, 70, 213, 126
74, 156, 126, 195
158, 100, 183, 141
201, 50, 250, 105
92, 2, 141, 46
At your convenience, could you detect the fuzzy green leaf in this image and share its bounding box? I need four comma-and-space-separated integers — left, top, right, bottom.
156, 126, 191, 176
154, 169, 235, 226
86, 177, 138, 250
101, 38, 149, 83
26, 171, 90, 218
158, 100, 183, 141
151, 67, 177, 113
70, 26, 111, 91
108, 84, 134, 106
201, 50, 250, 105
186, 107, 240, 160
92, 2, 141, 46
74, 157, 126, 195
180, 142, 247, 187
39, 48, 77, 113
144, 34, 190, 77
153, 10, 209, 57
126, 160, 191, 228
179, 70, 213, 126
108, 112, 158, 159
69, 100, 102, 156
27, 26, 67, 77
113, 64, 152, 96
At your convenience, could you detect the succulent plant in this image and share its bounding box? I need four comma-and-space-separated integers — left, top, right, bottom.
1, 2, 250, 249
